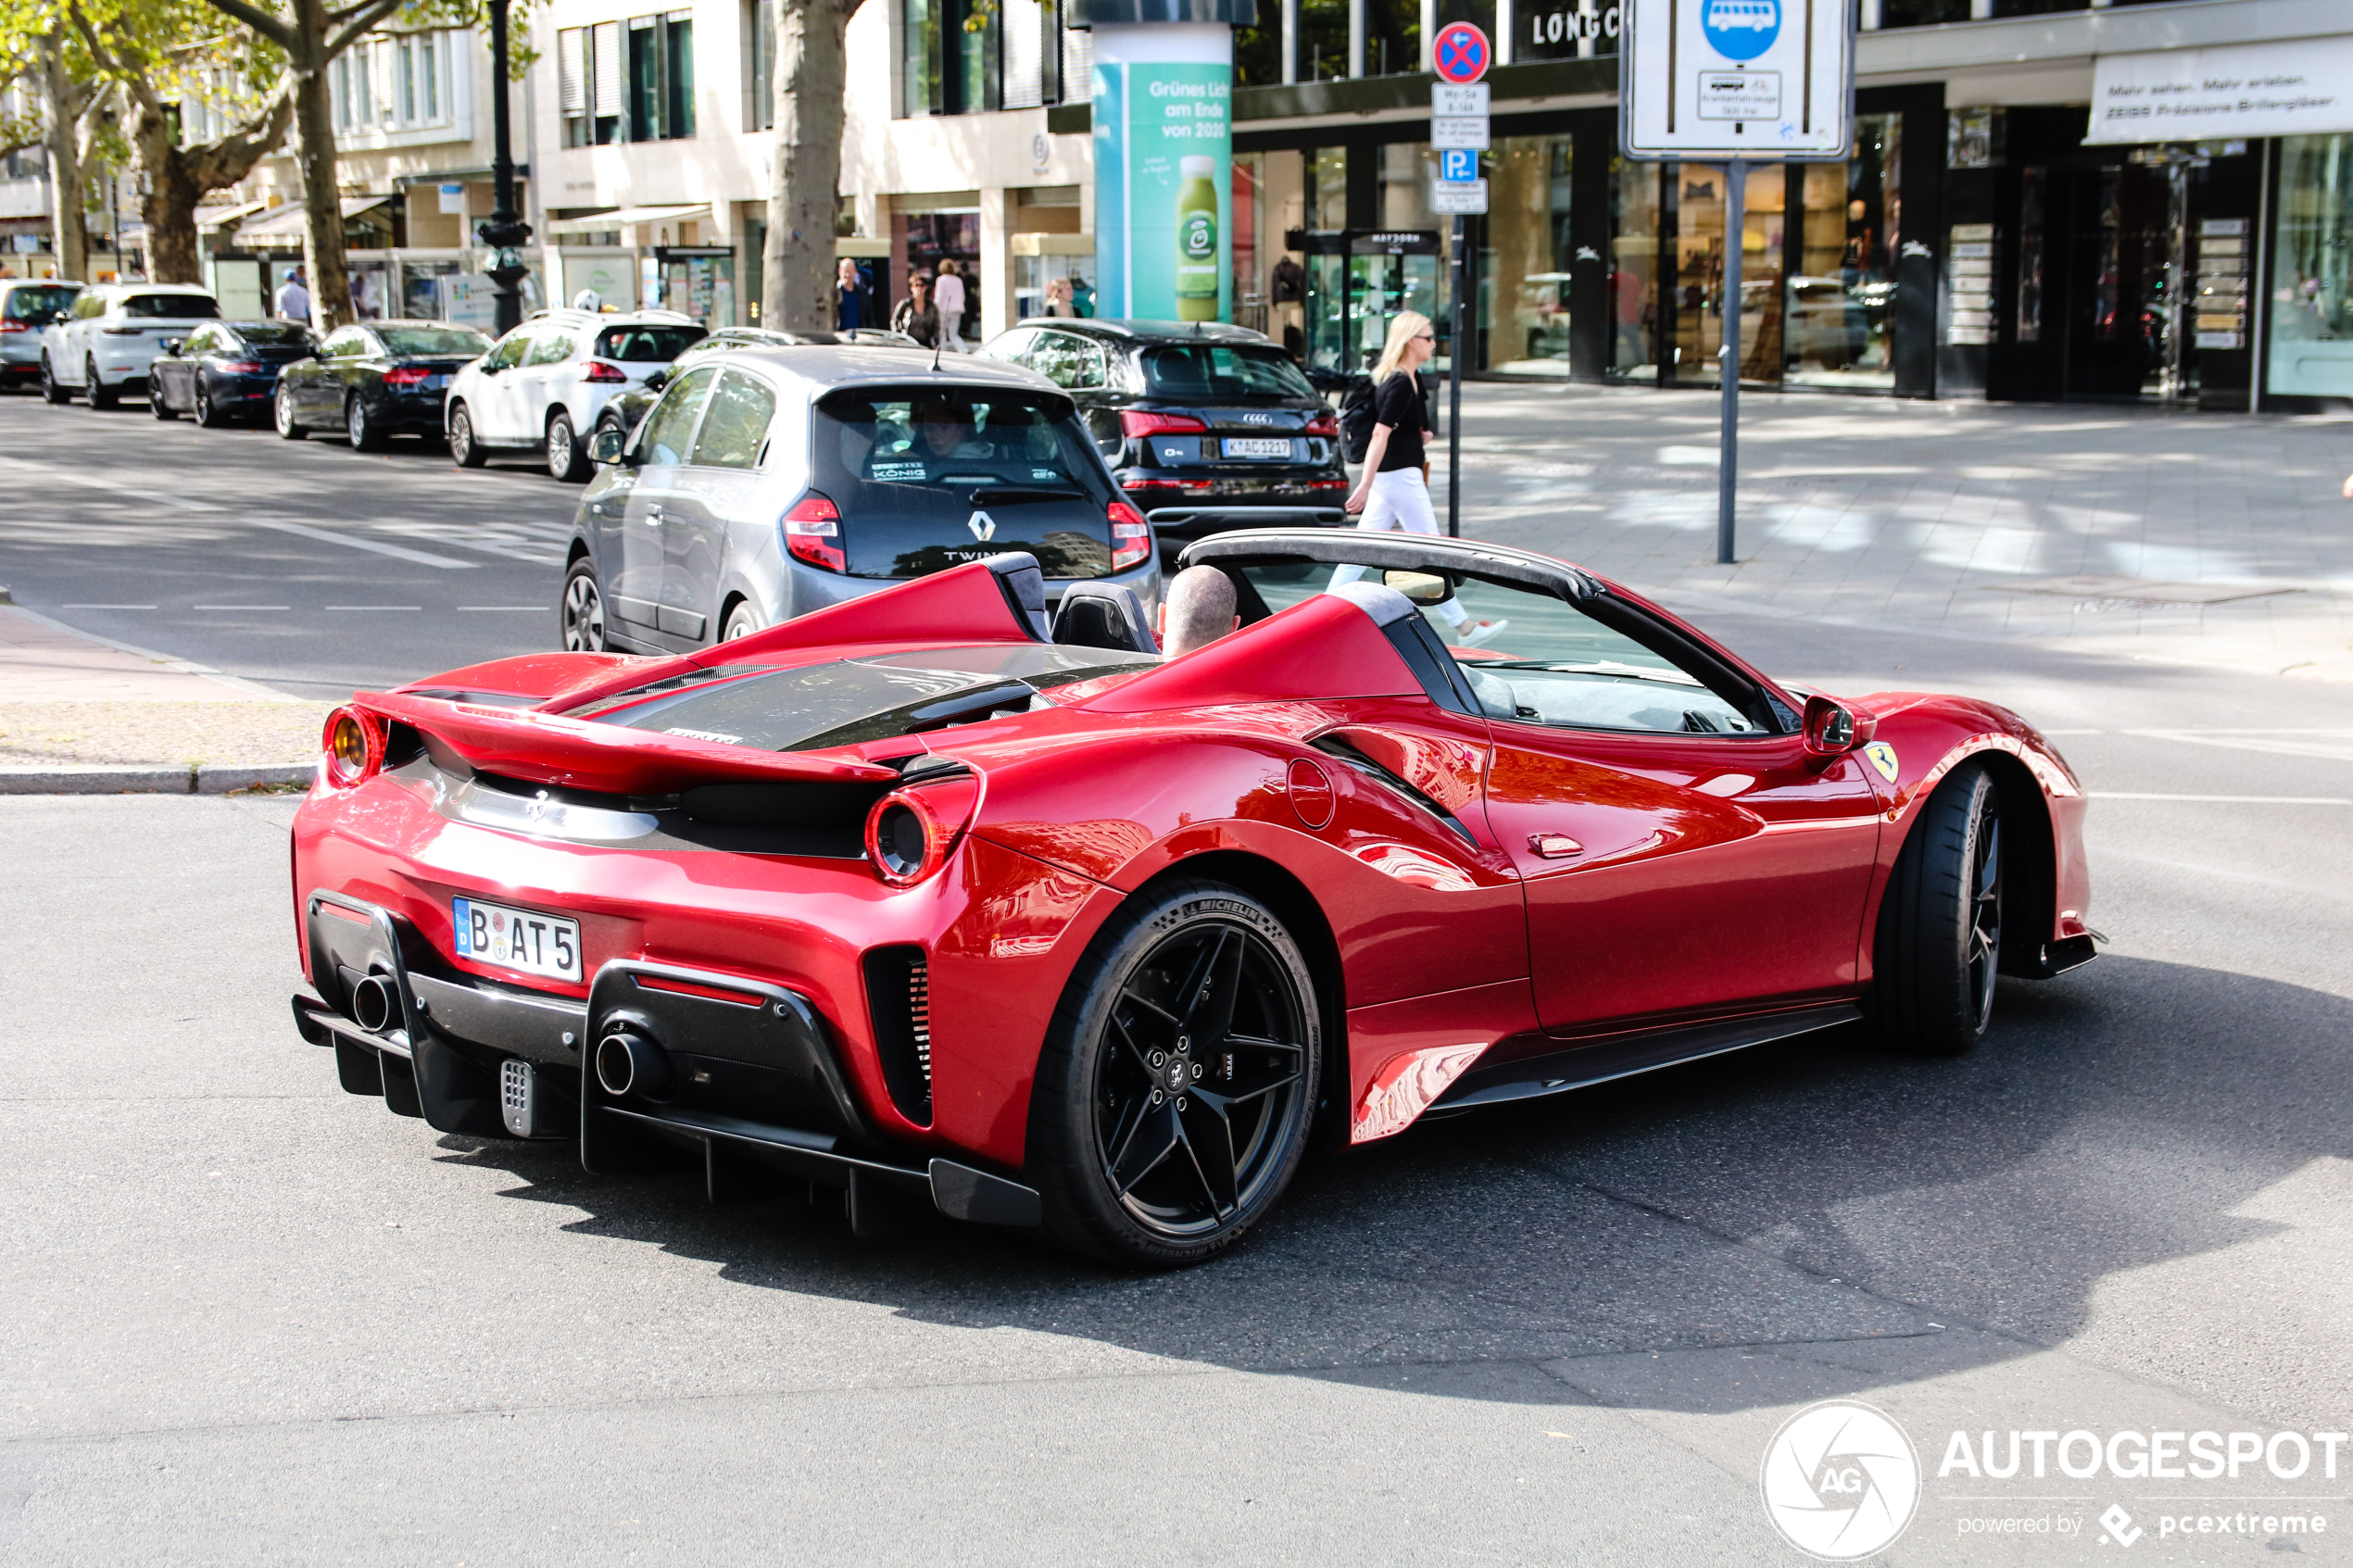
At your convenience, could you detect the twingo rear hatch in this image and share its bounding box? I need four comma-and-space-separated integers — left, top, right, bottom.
812, 384, 1126, 581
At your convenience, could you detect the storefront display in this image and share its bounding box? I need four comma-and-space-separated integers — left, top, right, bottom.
2267, 134, 2353, 399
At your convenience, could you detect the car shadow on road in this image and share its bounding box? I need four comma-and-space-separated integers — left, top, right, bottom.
434, 954, 2349, 1414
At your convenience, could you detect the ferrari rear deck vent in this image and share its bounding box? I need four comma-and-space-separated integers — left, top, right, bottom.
862, 946, 934, 1126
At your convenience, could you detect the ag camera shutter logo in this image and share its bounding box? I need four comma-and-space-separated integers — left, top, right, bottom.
1760, 1399, 1920, 1560
1702, 0, 1780, 61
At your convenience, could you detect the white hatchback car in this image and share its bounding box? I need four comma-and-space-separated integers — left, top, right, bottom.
42, 282, 222, 408
444, 307, 707, 481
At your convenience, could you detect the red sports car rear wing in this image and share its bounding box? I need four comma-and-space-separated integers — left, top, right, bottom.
358, 689, 901, 797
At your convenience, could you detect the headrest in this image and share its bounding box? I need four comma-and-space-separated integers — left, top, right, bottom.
984, 553, 1051, 641
1051, 580, 1160, 655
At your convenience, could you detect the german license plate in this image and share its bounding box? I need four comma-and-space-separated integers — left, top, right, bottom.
1224, 437, 1292, 459
452, 897, 582, 982
426, 373, 450, 389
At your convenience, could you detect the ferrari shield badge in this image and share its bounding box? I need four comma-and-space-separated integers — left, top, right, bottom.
1864, 741, 1900, 783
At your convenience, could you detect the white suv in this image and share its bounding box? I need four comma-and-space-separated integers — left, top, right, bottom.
445, 307, 707, 480
42, 283, 222, 409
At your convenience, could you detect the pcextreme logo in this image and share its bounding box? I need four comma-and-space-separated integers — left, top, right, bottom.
1760, 1399, 1921, 1560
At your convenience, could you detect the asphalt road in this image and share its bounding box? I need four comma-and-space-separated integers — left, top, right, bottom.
2, 387, 2350, 1563
0, 389, 579, 699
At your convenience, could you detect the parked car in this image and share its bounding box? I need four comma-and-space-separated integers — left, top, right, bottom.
561, 345, 1159, 652
272, 320, 493, 448
594, 327, 925, 442
0, 279, 82, 390
445, 307, 707, 480
978, 319, 1351, 560
41, 282, 220, 408
291, 530, 2095, 1267
148, 320, 320, 426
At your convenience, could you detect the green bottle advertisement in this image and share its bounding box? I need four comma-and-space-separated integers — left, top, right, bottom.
1175, 156, 1220, 321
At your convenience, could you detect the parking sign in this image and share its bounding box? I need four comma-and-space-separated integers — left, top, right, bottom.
1439, 148, 1478, 182
1620, 0, 1854, 160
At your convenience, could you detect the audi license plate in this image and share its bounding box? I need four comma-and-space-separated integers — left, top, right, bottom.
1223, 437, 1292, 459
452, 897, 582, 982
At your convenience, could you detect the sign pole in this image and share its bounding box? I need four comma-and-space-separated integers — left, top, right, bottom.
1718, 158, 1743, 567
1448, 212, 1465, 537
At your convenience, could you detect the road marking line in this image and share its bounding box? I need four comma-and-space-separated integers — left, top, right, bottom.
249, 519, 477, 569
60, 603, 157, 608
2090, 792, 2351, 805
456, 606, 545, 611
189, 605, 291, 610
323, 605, 422, 611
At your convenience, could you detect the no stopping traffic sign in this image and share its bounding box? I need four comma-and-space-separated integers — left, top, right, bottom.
1433, 22, 1490, 85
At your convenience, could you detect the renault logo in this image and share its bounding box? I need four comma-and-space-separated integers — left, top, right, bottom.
967, 510, 998, 542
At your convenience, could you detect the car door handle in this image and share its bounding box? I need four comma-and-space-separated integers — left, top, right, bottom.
1528, 834, 1584, 859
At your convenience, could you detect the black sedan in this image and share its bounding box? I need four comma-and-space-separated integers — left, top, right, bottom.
978, 320, 1350, 559
592, 326, 923, 440
148, 320, 318, 426
273, 320, 494, 450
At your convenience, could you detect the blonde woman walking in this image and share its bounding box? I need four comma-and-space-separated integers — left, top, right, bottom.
1338, 311, 1504, 645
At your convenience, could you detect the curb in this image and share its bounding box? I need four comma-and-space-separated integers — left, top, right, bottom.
0, 762, 314, 796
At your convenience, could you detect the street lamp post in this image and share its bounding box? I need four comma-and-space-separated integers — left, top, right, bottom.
476, 0, 533, 335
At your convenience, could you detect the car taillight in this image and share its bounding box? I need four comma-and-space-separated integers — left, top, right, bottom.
383, 365, 430, 386
583, 360, 629, 383
864, 779, 979, 886
1304, 411, 1340, 437
1119, 409, 1208, 438
1109, 500, 1151, 571
321, 707, 384, 789
0, 320, 25, 333
221, 360, 264, 375
1121, 476, 1211, 494
1310, 478, 1350, 490
783, 493, 846, 572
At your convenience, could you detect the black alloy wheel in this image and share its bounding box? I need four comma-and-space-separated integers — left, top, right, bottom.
194, 379, 225, 428
1030, 878, 1320, 1267
560, 558, 608, 652
85, 356, 115, 410
346, 394, 385, 452
449, 403, 484, 468
1871, 762, 2006, 1056
40, 356, 69, 405
274, 383, 307, 440
150, 376, 177, 419
546, 409, 589, 482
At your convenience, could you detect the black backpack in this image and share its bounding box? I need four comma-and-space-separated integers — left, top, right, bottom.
1338, 375, 1377, 464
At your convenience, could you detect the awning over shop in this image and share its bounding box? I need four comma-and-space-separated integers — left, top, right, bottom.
544, 204, 711, 236
193, 198, 268, 231
234, 194, 393, 240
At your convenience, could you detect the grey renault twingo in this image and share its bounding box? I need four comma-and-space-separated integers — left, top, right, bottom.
561, 346, 1162, 652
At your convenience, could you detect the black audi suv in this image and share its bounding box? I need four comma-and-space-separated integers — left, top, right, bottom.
978, 320, 1349, 560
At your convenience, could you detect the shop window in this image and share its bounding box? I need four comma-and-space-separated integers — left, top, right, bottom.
1305, 148, 1348, 232
745, 1, 774, 132
1365, 0, 1420, 77
1785, 112, 1901, 389
1610, 159, 1661, 380
1518, 1, 1620, 62
1298, 0, 1349, 82
2267, 134, 2353, 399
1487, 135, 1576, 376
1666, 162, 1785, 387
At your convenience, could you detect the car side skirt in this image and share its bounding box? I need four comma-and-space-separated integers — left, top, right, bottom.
1427, 1000, 1865, 1115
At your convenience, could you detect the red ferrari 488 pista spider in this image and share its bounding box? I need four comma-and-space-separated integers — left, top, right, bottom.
290, 531, 2095, 1268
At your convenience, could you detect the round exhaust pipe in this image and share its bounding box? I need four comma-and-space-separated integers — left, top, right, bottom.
351, 973, 400, 1034
595, 1030, 673, 1100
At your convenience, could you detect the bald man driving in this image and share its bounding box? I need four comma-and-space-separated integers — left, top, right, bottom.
1155, 566, 1239, 658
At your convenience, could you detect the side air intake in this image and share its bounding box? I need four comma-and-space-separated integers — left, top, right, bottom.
862, 946, 934, 1126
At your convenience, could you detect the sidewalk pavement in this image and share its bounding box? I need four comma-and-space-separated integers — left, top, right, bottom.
1435, 383, 2353, 680
0, 601, 326, 787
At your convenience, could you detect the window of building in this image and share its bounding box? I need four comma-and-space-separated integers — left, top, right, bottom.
1365, 0, 1420, 77
1610, 158, 1662, 380
1878, 0, 1969, 23
1486, 135, 1576, 376
1298, 0, 1349, 82
1233, 9, 1284, 87
900, 0, 1078, 117
2268, 133, 2353, 399
330, 31, 456, 138
1784, 113, 1901, 389
746, 0, 774, 131
563, 15, 689, 144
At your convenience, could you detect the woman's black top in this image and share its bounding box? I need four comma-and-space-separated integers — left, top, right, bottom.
1373, 371, 1427, 472
891, 298, 940, 347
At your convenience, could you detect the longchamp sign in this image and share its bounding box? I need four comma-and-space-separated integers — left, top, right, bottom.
2086, 34, 2353, 144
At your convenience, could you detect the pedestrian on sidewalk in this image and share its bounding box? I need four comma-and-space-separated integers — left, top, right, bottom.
275, 268, 310, 323
836, 257, 873, 331
1336, 311, 1503, 646
891, 273, 940, 348
934, 259, 967, 351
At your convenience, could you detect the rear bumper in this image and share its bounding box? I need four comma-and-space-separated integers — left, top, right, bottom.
291, 889, 1040, 1228
367, 388, 449, 432
1145, 504, 1351, 541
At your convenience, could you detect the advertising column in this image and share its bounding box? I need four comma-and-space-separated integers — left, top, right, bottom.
1091, 20, 1235, 321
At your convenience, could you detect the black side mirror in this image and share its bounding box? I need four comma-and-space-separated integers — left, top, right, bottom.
160, 339, 184, 358
589, 427, 634, 467
644, 367, 671, 393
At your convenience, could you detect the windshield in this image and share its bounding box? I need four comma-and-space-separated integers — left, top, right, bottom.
378, 325, 491, 357
121, 294, 220, 320
1142, 344, 1315, 400
232, 321, 316, 346
578, 646, 1152, 752
3, 286, 78, 321
812, 385, 1118, 579
598, 324, 708, 361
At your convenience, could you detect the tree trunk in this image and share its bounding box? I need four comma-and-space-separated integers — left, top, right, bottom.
133, 89, 296, 287
37, 31, 87, 283
764, 0, 862, 332
289, 0, 348, 331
